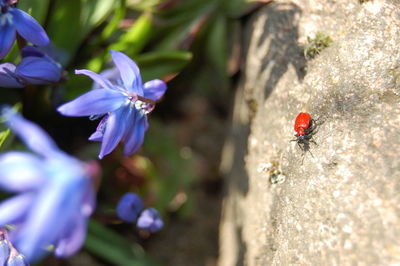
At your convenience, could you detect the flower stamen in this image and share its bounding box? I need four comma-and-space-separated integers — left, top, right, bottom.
127, 94, 156, 115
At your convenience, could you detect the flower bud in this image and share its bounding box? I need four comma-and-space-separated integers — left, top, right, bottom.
136, 208, 163, 233
116, 193, 144, 223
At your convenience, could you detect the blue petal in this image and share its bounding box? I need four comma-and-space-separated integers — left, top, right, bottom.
116, 193, 143, 223
98, 106, 131, 159
92, 67, 121, 90
143, 79, 167, 101
75, 69, 116, 91
122, 112, 147, 156
14, 174, 86, 261
110, 50, 143, 94
5, 254, 29, 266
20, 45, 44, 58
81, 184, 96, 217
16, 56, 61, 85
0, 21, 16, 59
9, 8, 49, 46
88, 115, 108, 141
0, 152, 46, 192
136, 208, 163, 233
0, 193, 33, 226
88, 131, 103, 141
57, 89, 125, 116
0, 63, 24, 88
54, 214, 86, 258
0, 239, 10, 266
3, 109, 60, 157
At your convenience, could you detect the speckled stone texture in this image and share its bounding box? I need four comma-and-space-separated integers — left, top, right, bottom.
218, 0, 400, 265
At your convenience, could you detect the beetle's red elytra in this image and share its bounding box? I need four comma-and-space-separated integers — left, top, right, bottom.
292, 112, 319, 152
294, 112, 311, 136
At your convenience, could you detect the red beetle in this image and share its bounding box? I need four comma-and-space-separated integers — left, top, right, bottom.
292, 112, 318, 151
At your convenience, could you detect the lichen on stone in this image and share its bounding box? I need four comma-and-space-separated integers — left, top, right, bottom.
303, 32, 333, 60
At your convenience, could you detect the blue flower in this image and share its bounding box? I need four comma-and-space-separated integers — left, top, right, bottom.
16, 46, 62, 85
116, 192, 143, 223
0, 1, 49, 59
0, 108, 96, 262
57, 50, 167, 159
116, 193, 163, 234
137, 208, 163, 233
0, 46, 61, 88
0, 62, 23, 88
0, 229, 29, 266
0, 230, 11, 266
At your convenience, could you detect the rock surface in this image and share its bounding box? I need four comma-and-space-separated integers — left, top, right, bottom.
218, 0, 400, 265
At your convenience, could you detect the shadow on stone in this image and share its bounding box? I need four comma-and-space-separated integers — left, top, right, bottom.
258, 3, 306, 99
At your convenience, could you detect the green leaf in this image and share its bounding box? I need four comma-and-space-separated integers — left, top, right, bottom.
84, 11, 153, 73
220, 0, 251, 18
136, 50, 192, 81
81, 0, 118, 36
85, 220, 161, 266
109, 12, 153, 58
17, 0, 50, 24
46, 0, 82, 63
0, 129, 10, 149
47, 0, 118, 64
101, 0, 127, 40
126, 0, 163, 11
205, 15, 228, 78
153, 1, 216, 51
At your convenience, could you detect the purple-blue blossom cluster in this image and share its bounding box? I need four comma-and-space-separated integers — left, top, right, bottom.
0, 46, 61, 87
0, 108, 96, 262
0, 0, 167, 262
58, 50, 167, 159
117, 193, 163, 233
0, 1, 61, 87
0, 0, 49, 59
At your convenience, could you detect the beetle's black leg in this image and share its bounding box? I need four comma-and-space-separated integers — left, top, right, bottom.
310, 139, 318, 146
297, 141, 302, 150
308, 148, 315, 158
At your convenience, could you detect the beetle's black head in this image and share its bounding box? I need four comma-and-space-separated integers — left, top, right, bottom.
297, 134, 306, 142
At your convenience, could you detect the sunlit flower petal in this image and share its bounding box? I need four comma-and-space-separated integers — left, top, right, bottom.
123, 112, 147, 156
9, 8, 49, 46
3, 108, 59, 157
143, 79, 167, 101
75, 69, 116, 91
0, 22, 16, 59
99, 107, 131, 159
54, 215, 86, 258
58, 51, 167, 158
58, 89, 125, 116
0, 193, 33, 226
0, 110, 96, 262
0, 152, 46, 192
110, 50, 143, 94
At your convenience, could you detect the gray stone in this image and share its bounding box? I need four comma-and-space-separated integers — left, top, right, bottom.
218, 0, 400, 265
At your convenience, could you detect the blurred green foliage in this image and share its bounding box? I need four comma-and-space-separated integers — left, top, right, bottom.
85, 220, 160, 266
0, 129, 10, 149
